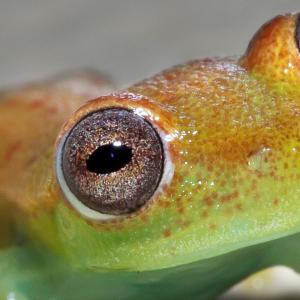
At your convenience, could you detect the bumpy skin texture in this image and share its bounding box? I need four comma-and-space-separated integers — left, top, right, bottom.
1, 12, 300, 300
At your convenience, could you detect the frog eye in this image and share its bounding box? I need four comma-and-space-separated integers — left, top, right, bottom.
240, 13, 300, 85
56, 108, 164, 220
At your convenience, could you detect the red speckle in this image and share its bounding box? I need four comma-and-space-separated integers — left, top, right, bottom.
177, 219, 191, 228
235, 203, 243, 211
25, 155, 37, 167
47, 106, 59, 114
163, 229, 172, 238
201, 210, 208, 218
178, 206, 185, 214
207, 164, 213, 172
5, 140, 22, 161
251, 180, 257, 189
209, 223, 217, 230
159, 200, 171, 208
111, 223, 123, 230
219, 180, 226, 187
220, 191, 239, 203
140, 214, 148, 223
203, 196, 213, 206
269, 170, 276, 177
29, 100, 43, 109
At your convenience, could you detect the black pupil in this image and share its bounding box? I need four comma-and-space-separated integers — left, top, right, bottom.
86, 143, 132, 174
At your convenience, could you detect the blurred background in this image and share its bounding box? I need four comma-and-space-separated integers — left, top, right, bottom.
0, 0, 299, 88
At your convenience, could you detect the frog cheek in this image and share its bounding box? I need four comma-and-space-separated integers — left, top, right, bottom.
55, 103, 174, 222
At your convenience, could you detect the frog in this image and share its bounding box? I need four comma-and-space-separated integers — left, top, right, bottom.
1, 12, 300, 300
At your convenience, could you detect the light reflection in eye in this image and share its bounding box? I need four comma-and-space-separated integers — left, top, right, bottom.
112, 140, 122, 147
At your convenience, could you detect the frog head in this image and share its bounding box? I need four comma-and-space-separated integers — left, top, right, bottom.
2, 12, 300, 300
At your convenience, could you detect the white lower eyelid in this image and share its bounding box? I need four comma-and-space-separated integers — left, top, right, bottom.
56, 136, 118, 221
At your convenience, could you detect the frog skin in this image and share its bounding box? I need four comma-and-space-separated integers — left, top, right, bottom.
1, 12, 300, 300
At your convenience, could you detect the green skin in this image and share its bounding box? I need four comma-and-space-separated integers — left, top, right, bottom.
1, 234, 300, 299
2, 13, 300, 299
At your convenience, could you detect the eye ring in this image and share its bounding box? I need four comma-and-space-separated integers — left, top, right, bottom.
55, 107, 173, 221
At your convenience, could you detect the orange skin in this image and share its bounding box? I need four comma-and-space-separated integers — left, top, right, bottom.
0, 72, 113, 245
1, 12, 300, 299
241, 13, 300, 88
